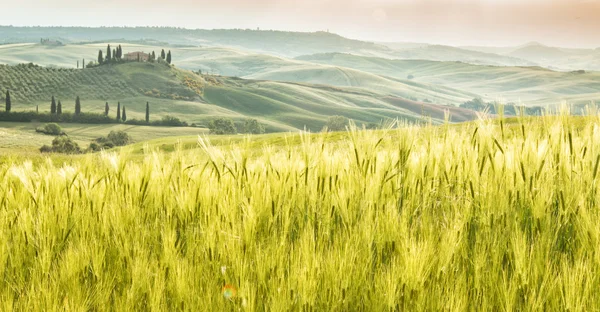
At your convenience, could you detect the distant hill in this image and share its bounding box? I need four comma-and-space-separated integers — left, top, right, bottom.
507, 43, 573, 62
461, 42, 600, 71
388, 45, 535, 67
296, 53, 600, 106
0, 62, 478, 131
0, 26, 392, 58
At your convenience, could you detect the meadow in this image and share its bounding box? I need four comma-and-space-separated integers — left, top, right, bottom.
1, 111, 600, 310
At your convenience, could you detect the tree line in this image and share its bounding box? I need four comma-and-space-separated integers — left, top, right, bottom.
2, 90, 187, 126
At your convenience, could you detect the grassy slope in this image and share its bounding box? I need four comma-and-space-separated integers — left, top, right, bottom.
296, 53, 600, 106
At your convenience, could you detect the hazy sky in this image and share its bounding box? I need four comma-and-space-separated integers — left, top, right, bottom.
3, 0, 600, 48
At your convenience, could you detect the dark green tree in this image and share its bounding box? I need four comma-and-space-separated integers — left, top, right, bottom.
208, 118, 237, 135
243, 119, 266, 134
161, 49, 165, 60
116, 102, 121, 121
151, 51, 156, 61
166, 50, 172, 64
105, 102, 109, 116
98, 50, 104, 65
117, 45, 123, 59
75, 96, 81, 115
145, 102, 150, 123
51, 96, 56, 114
122, 106, 127, 122
112, 49, 116, 62
57, 100, 62, 115
5, 90, 11, 112
106, 44, 112, 62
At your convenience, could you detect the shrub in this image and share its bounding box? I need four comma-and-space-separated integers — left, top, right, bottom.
106, 131, 131, 146
39, 145, 53, 153
40, 136, 81, 154
159, 115, 188, 127
36, 123, 64, 135
87, 142, 102, 152
208, 118, 237, 135
325, 115, 349, 132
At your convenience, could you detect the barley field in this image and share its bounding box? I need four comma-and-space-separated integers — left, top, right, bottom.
1, 112, 600, 310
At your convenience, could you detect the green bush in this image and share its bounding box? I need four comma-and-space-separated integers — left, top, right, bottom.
36, 123, 64, 135
107, 131, 131, 146
86, 142, 102, 153
208, 118, 237, 135
40, 136, 81, 154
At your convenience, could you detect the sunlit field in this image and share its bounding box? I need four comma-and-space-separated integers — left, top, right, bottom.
2, 110, 600, 310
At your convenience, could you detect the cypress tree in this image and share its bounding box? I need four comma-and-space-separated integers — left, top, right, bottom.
116, 102, 121, 121
118, 45, 123, 59
51, 96, 56, 114
105, 102, 109, 116
75, 96, 81, 115
36, 105, 38, 113
161, 49, 165, 60
98, 50, 104, 65
122, 106, 127, 122
113, 49, 116, 62
83, 58, 85, 69
5, 90, 11, 112
151, 51, 156, 62
166, 51, 172, 64
106, 44, 112, 62
57, 100, 62, 115
145, 102, 149, 123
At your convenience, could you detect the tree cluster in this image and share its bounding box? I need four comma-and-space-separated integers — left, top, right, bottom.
207, 118, 266, 135
459, 97, 544, 116
97, 44, 124, 65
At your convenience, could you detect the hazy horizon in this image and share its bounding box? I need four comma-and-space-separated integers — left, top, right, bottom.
3, 0, 600, 48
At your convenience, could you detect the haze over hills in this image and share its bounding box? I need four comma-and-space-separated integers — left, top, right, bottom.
0, 26, 392, 58
1, 41, 599, 109
2, 26, 600, 72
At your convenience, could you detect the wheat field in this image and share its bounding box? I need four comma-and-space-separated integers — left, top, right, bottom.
1, 111, 600, 310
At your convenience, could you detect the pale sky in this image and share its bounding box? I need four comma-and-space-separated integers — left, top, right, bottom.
3, 0, 600, 48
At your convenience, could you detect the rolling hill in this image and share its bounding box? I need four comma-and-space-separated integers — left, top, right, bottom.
296, 53, 600, 106
462, 42, 600, 71
0, 61, 479, 133
385, 44, 535, 67
0, 43, 478, 105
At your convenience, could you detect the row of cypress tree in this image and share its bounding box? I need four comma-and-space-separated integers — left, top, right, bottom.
98, 44, 124, 65
4, 91, 151, 124
49, 96, 81, 115
104, 101, 151, 123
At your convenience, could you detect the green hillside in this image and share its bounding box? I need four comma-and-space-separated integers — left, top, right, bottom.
0, 61, 478, 133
